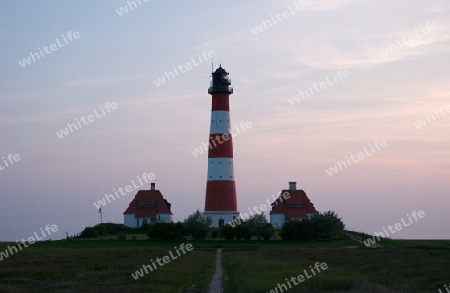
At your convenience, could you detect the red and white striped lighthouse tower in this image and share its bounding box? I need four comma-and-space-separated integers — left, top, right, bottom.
203, 66, 239, 228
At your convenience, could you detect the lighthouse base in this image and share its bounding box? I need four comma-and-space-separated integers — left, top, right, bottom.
203, 211, 240, 228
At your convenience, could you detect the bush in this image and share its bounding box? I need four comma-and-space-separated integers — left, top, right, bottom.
80, 227, 98, 238
280, 220, 302, 240
211, 229, 219, 238
311, 211, 345, 240
280, 219, 316, 240
93, 224, 108, 236
78, 223, 132, 239
220, 224, 236, 240
300, 219, 315, 240
183, 210, 212, 240
137, 222, 150, 232
246, 213, 271, 240
147, 222, 185, 241
219, 223, 252, 240
260, 223, 275, 240
235, 223, 251, 240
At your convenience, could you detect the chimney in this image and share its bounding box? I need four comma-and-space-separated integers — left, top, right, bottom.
151, 183, 155, 190
289, 182, 297, 190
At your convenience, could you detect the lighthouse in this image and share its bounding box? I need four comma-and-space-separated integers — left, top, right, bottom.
203, 66, 239, 228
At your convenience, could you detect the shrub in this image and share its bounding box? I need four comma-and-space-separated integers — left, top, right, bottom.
220, 224, 235, 240
235, 223, 251, 240
147, 222, 185, 241
311, 211, 345, 240
246, 213, 270, 240
220, 223, 253, 240
80, 227, 98, 238
260, 223, 275, 240
300, 219, 315, 240
137, 222, 150, 232
183, 210, 212, 240
280, 220, 302, 240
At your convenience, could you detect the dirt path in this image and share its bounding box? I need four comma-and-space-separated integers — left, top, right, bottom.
207, 248, 223, 293
348, 233, 383, 248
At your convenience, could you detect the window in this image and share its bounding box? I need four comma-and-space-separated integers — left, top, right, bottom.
143, 219, 148, 225
136, 219, 139, 227
138, 204, 155, 208
219, 219, 225, 228
158, 215, 161, 221
287, 204, 303, 208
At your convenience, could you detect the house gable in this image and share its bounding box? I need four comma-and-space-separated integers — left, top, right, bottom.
124, 187, 173, 227
270, 182, 317, 227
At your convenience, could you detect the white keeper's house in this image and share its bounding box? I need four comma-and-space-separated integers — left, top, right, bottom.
269, 182, 317, 229
123, 183, 173, 228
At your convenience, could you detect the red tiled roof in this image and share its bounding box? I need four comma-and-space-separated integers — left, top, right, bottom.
269, 189, 316, 219
123, 190, 172, 217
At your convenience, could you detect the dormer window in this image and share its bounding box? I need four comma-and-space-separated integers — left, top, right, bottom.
138, 204, 155, 208
287, 204, 303, 208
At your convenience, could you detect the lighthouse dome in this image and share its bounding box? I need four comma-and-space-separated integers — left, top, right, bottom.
208, 66, 233, 94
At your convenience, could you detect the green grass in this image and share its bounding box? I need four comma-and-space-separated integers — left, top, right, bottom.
0, 240, 215, 293
221, 240, 450, 293
1, 239, 449, 292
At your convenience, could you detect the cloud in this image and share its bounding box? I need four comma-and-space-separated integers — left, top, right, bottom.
254, 23, 450, 71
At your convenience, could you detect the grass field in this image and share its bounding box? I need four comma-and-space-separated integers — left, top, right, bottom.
0, 238, 449, 292
0, 240, 216, 292
222, 239, 450, 292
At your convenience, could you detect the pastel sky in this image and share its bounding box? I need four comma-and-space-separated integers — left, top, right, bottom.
1, 0, 449, 241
